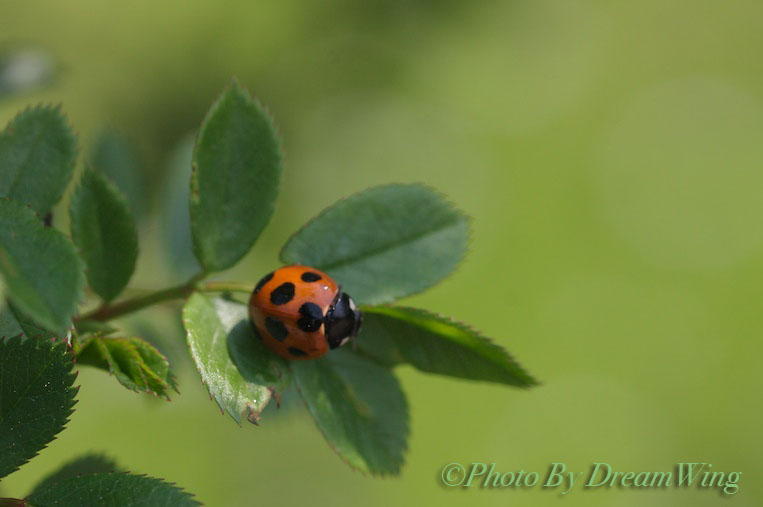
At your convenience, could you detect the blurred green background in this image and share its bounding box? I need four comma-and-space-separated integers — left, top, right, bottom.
2, 0, 762, 505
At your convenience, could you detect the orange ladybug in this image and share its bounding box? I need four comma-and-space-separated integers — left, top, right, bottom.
248, 265, 362, 360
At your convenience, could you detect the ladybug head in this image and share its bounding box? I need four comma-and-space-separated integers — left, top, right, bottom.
325, 290, 362, 349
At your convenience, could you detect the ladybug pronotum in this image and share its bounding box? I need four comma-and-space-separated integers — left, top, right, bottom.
248, 265, 362, 360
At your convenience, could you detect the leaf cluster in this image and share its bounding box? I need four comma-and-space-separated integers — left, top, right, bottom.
0, 337, 197, 505
0, 80, 538, 490
0, 102, 193, 503
180, 81, 538, 475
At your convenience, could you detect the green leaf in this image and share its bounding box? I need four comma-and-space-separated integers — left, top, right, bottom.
26, 473, 199, 506
0, 305, 23, 338
182, 293, 289, 424
29, 454, 119, 496
280, 183, 469, 305
358, 306, 538, 387
69, 169, 138, 302
190, 80, 282, 272
0, 199, 85, 333
292, 349, 409, 475
0, 106, 77, 215
91, 130, 147, 219
0, 336, 77, 479
76, 336, 177, 399
9, 304, 62, 340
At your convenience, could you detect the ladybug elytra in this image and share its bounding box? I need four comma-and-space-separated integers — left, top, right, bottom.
248, 265, 362, 360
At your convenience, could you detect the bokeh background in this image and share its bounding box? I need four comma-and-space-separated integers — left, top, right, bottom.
1, 1, 762, 505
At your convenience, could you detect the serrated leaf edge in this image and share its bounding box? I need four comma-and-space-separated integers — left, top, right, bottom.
0, 104, 79, 216
291, 357, 410, 477
181, 292, 274, 426
76, 335, 176, 400
362, 305, 539, 387
0, 335, 79, 478
279, 182, 472, 303
0, 198, 86, 333
189, 78, 284, 273
68, 168, 139, 303
24, 472, 201, 506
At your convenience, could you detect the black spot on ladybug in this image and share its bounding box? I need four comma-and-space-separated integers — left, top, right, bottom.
265, 317, 288, 342
288, 347, 308, 357
270, 282, 295, 305
297, 302, 323, 332
300, 271, 322, 282
254, 272, 274, 294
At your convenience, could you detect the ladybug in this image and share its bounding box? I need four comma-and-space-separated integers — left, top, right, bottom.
248, 265, 362, 360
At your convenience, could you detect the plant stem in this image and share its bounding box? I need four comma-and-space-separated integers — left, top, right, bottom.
79, 277, 201, 322
76, 274, 253, 323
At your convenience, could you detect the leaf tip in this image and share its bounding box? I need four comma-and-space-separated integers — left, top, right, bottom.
244, 404, 261, 426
